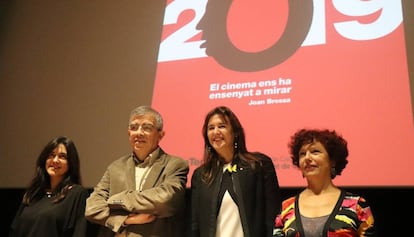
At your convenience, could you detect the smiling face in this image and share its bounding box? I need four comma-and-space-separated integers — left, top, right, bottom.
298, 141, 333, 180
128, 113, 165, 161
45, 143, 69, 182
207, 114, 235, 163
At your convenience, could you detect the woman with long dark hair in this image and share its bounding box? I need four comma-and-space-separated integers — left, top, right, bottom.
9, 136, 89, 237
191, 106, 281, 237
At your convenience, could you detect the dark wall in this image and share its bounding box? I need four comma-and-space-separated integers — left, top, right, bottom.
4, 187, 413, 236
0, 0, 166, 188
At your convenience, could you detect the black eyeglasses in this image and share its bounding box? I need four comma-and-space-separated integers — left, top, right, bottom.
128, 123, 156, 133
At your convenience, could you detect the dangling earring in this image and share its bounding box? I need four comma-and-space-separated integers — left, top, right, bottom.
331, 167, 337, 178
234, 141, 238, 149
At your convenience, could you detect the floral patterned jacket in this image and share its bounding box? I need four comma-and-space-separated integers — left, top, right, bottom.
274, 190, 376, 237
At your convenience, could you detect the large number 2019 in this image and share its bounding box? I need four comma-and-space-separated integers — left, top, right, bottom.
158, 0, 402, 63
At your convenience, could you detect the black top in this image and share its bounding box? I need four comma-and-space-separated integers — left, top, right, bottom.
9, 184, 89, 237
191, 153, 281, 237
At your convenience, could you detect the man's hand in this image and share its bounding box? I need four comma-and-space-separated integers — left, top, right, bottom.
124, 213, 156, 225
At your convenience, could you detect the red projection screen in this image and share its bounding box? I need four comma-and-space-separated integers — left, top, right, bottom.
152, 0, 414, 187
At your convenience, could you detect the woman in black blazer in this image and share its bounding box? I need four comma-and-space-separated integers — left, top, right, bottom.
191, 106, 281, 237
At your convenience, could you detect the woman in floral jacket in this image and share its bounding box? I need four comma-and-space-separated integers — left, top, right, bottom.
274, 128, 376, 237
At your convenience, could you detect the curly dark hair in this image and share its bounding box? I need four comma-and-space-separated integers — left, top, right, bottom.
288, 128, 349, 179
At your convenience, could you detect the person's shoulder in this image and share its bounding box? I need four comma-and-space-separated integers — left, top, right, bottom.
343, 190, 364, 200
281, 196, 296, 208
191, 165, 205, 182
68, 184, 88, 192
342, 190, 372, 207
251, 151, 272, 161
165, 154, 189, 168
160, 149, 188, 165
67, 184, 90, 198
164, 153, 186, 161
251, 151, 275, 169
108, 154, 133, 166
342, 190, 370, 211
156, 150, 190, 173
193, 165, 205, 174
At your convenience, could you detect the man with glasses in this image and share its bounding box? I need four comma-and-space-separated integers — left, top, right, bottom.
85, 105, 189, 237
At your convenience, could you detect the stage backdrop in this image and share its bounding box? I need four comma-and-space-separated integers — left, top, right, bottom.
152, 0, 414, 187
